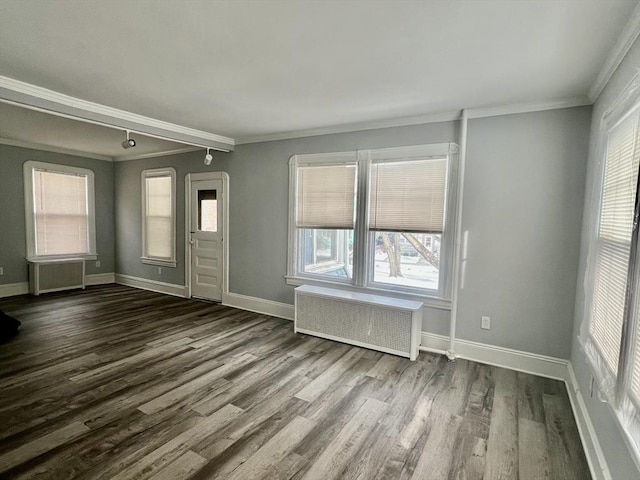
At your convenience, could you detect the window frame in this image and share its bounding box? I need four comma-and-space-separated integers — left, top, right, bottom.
23, 161, 97, 261
581, 75, 640, 465
287, 143, 459, 309
141, 167, 177, 268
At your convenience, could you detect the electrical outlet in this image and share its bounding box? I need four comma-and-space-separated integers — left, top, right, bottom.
95, 260, 100, 268
158, 267, 162, 274
0, 267, 3, 275
481, 316, 491, 330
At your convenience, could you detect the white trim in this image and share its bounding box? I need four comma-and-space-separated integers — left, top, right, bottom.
85, 272, 115, 285
222, 292, 295, 320
114, 273, 187, 298
0, 282, 29, 298
237, 97, 591, 145
23, 161, 97, 261
419, 332, 569, 380
0, 76, 234, 149
0, 137, 113, 162
141, 167, 177, 268
588, 2, 640, 102
184, 171, 230, 301
465, 96, 591, 120
566, 362, 613, 480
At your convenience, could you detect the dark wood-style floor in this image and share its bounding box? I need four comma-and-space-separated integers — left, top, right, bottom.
0, 284, 590, 480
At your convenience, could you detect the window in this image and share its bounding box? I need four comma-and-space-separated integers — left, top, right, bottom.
581, 95, 640, 459
24, 161, 96, 260
288, 144, 459, 303
141, 168, 176, 267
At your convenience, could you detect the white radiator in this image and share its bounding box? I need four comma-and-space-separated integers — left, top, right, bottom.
29, 259, 85, 295
294, 285, 423, 360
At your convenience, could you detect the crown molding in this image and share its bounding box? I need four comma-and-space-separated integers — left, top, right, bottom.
0, 76, 235, 151
236, 96, 592, 145
466, 96, 591, 119
588, 2, 640, 102
0, 137, 113, 162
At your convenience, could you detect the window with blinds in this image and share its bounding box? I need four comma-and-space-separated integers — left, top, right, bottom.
24, 162, 96, 261
142, 168, 176, 267
288, 143, 459, 297
33, 169, 90, 256
590, 108, 640, 375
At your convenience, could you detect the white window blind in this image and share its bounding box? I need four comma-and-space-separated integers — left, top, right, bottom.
144, 175, 173, 259
590, 110, 640, 375
296, 164, 356, 229
33, 169, 89, 256
369, 158, 447, 233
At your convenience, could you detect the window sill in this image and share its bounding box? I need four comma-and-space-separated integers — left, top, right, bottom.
141, 257, 177, 268
285, 275, 452, 311
27, 254, 97, 263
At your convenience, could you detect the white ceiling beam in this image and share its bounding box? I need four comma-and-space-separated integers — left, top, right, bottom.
0, 76, 235, 152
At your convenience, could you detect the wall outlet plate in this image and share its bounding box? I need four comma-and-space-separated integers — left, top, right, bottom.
481, 316, 491, 330
0, 267, 3, 275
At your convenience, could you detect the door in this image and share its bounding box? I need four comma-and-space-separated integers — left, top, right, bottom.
189, 179, 223, 301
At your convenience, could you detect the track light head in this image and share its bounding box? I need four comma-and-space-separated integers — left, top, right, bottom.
122, 131, 136, 149
204, 148, 213, 165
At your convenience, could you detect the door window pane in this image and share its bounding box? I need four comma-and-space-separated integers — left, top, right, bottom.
198, 190, 218, 232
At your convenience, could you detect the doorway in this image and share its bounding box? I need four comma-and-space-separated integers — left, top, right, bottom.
185, 172, 229, 302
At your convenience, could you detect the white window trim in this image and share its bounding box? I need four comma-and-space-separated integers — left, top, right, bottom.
141, 167, 177, 268
580, 71, 640, 467
23, 160, 97, 262
286, 143, 459, 310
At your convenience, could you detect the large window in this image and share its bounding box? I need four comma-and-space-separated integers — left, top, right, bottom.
141, 168, 176, 267
24, 161, 96, 260
582, 97, 640, 459
288, 144, 459, 303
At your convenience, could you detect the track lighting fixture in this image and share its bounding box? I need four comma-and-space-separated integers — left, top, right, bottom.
204, 148, 213, 165
122, 130, 136, 149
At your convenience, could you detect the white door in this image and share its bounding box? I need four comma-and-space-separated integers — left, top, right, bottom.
189, 179, 223, 301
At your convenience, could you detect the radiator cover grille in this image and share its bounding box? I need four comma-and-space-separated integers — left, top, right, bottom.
294, 285, 422, 360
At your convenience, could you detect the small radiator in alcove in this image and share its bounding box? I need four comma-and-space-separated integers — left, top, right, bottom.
29, 259, 85, 295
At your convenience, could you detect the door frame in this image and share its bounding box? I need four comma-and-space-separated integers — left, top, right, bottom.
184, 172, 230, 300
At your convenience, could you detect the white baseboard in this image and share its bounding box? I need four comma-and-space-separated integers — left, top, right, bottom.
222, 292, 295, 320
420, 332, 569, 380
565, 362, 612, 480
115, 274, 188, 298
0, 282, 29, 298
85, 272, 115, 285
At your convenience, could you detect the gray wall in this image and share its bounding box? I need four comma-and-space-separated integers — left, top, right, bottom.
0, 145, 115, 284
115, 108, 590, 359
569, 35, 640, 478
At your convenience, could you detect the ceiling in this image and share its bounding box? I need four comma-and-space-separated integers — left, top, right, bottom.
0, 0, 638, 153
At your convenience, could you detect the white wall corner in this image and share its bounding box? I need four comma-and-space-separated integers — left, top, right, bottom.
222, 292, 295, 321
114, 274, 188, 298
565, 362, 612, 480
0, 282, 29, 298
85, 272, 115, 285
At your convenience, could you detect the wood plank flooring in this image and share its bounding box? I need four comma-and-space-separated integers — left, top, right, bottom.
0, 284, 591, 479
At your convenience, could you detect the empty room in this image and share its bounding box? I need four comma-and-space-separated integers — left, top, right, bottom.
1, 1, 639, 479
